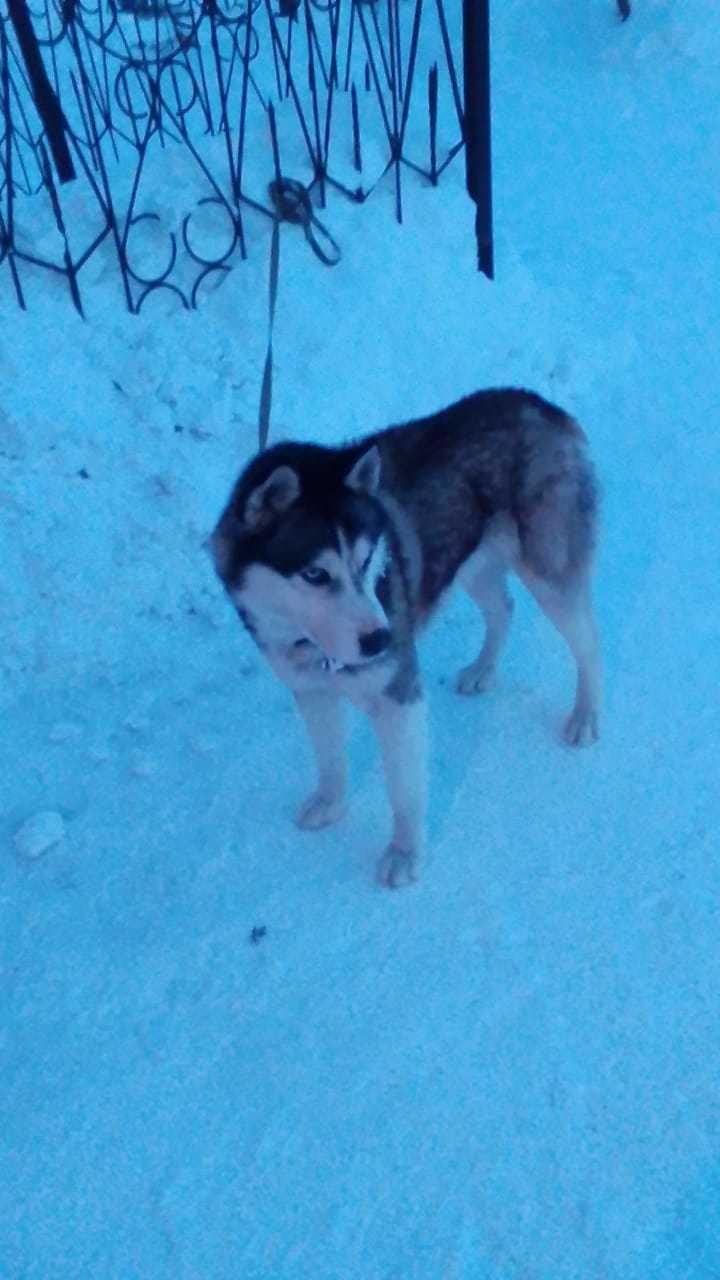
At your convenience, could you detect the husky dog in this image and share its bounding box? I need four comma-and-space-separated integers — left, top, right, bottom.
211, 389, 600, 888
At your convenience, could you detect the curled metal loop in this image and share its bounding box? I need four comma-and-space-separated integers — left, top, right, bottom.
182, 196, 239, 267
134, 279, 191, 310
190, 261, 231, 308
230, 13, 260, 62
159, 58, 198, 118
114, 62, 154, 120
124, 212, 178, 285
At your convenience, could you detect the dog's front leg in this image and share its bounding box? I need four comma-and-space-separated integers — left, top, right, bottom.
370, 692, 427, 888
293, 689, 348, 830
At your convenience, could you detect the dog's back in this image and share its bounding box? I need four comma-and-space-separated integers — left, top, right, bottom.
367, 388, 597, 619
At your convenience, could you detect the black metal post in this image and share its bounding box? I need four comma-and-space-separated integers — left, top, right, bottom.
462, 0, 493, 278
428, 63, 438, 186
6, 0, 76, 184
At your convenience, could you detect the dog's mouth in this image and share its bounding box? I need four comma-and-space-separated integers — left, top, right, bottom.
292, 637, 383, 674
323, 656, 347, 672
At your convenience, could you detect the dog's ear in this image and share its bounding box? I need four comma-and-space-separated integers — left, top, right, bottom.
345, 446, 381, 495
244, 465, 301, 529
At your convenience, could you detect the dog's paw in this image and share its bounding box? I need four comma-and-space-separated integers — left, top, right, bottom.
563, 707, 599, 748
455, 661, 495, 696
295, 790, 347, 831
376, 843, 418, 889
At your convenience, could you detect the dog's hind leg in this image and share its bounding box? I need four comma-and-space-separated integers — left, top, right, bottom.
293, 689, 348, 829
517, 568, 601, 746
455, 557, 514, 695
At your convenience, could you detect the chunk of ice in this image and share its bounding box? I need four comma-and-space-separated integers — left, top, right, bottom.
14, 810, 66, 860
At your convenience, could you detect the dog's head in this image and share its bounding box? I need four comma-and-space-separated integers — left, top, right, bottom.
210, 443, 392, 667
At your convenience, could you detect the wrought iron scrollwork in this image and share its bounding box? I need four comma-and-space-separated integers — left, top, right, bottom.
1, 0, 476, 313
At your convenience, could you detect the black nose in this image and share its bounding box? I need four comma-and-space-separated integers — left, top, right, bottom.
359, 627, 391, 658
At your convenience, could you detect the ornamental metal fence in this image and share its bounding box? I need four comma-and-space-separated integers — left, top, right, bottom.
1, 0, 489, 314
1, 0, 629, 316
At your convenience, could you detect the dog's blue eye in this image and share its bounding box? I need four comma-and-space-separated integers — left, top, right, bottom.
301, 566, 331, 587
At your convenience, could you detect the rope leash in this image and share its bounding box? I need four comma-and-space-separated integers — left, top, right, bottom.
258, 177, 341, 452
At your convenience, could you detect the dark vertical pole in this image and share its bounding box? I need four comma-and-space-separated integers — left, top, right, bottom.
7, 0, 76, 184
428, 63, 438, 186
351, 82, 361, 173
462, 0, 493, 278
304, 0, 324, 203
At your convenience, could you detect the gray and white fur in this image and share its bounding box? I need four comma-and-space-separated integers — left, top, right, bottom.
211, 388, 601, 888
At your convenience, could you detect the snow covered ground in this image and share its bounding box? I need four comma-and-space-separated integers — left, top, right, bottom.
2, 1, 720, 1276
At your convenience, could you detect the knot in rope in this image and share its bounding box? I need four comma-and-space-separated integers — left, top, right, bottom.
268, 177, 341, 267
